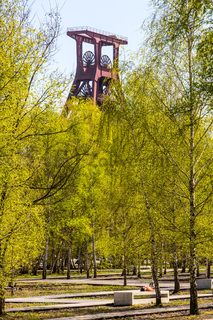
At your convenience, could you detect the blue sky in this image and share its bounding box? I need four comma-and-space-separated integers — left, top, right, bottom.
30, 0, 153, 76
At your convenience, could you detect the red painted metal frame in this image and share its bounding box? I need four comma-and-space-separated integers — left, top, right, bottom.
67, 26, 128, 105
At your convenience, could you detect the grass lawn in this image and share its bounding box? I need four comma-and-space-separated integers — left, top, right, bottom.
16, 269, 123, 280
1, 303, 213, 320
1, 306, 112, 320
5, 283, 138, 299
119, 309, 213, 320
118, 309, 213, 320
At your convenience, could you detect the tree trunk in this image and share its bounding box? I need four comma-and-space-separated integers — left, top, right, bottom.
206, 259, 211, 278
123, 255, 127, 286
60, 253, 65, 273
173, 248, 180, 293
159, 264, 163, 278
132, 266, 137, 276
0, 244, 5, 315
189, 231, 198, 315
77, 248, 84, 274
42, 238, 49, 279
137, 258, 141, 278
149, 214, 161, 305
188, 31, 199, 315
52, 260, 57, 274
67, 246, 71, 279
142, 180, 161, 305
32, 265, 38, 276
92, 223, 97, 278
0, 284, 5, 316
151, 239, 161, 306
0, 276, 5, 316
137, 268, 141, 278
163, 261, 167, 274
181, 257, 187, 273
32, 257, 41, 276
85, 243, 90, 279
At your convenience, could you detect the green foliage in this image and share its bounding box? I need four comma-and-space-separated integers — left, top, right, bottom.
0, 0, 65, 307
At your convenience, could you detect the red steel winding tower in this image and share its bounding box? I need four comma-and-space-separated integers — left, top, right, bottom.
67, 26, 128, 105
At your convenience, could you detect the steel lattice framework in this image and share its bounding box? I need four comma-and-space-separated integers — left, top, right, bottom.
66, 26, 128, 105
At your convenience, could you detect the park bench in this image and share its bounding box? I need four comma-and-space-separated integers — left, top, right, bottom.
114, 290, 169, 306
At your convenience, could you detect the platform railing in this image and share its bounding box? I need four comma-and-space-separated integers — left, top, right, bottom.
67, 26, 128, 42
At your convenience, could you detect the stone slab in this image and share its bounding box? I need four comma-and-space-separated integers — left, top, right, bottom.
113, 290, 170, 306
197, 279, 213, 290
114, 291, 133, 306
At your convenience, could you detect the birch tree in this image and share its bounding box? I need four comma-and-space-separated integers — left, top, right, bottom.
146, 0, 213, 314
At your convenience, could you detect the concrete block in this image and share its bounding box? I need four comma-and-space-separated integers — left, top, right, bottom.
160, 290, 170, 303
114, 290, 170, 306
114, 291, 133, 306
196, 278, 213, 290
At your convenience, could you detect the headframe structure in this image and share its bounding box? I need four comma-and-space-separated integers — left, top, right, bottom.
66, 26, 128, 105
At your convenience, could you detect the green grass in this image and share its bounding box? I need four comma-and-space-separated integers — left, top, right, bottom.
175, 289, 213, 295
116, 309, 213, 320
1, 303, 212, 320
16, 269, 123, 280
0, 306, 112, 320
5, 283, 138, 298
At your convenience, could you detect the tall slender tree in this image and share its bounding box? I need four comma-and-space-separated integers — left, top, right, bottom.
146, 0, 213, 313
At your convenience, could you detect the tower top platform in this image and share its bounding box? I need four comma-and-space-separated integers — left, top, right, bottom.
67, 26, 128, 45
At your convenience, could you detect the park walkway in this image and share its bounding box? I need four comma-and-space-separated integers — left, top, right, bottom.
46, 304, 213, 320
6, 290, 213, 304
6, 290, 213, 312
17, 276, 190, 291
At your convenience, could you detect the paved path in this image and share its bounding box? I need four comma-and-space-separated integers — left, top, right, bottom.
47, 304, 213, 320
6, 300, 113, 313
6, 290, 213, 313
6, 291, 213, 303
17, 277, 190, 291
171, 293, 213, 300
6, 291, 113, 303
